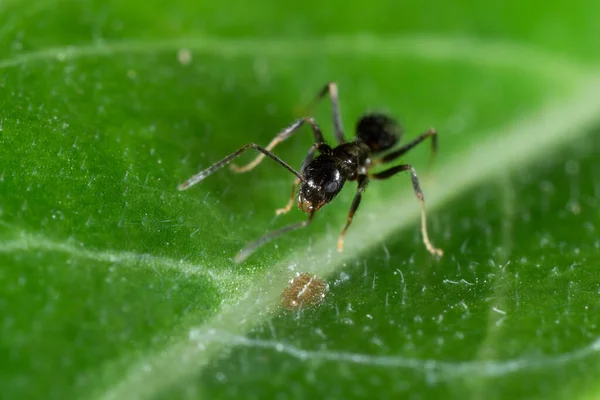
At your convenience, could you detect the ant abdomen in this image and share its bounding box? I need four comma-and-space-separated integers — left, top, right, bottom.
356, 113, 402, 153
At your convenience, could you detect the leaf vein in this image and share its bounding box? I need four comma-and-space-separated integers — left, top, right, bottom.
0, 34, 590, 84
188, 329, 600, 382
0, 230, 234, 285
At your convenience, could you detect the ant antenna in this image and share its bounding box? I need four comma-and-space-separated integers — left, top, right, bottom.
178, 142, 303, 191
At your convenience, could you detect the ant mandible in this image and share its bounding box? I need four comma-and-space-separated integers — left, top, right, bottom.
178, 82, 443, 263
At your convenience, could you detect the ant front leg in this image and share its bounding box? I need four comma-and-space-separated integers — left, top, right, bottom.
306, 82, 346, 144
275, 177, 301, 216
337, 175, 369, 252
369, 164, 443, 256
275, 142, 320, 216
234, 211, 316, 263
378, 128, 438, 167
230, 117, 326, 173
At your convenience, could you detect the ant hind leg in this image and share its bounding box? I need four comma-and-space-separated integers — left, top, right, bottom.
378, 128, 438, 166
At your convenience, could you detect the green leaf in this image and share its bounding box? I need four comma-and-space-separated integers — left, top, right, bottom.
2, 1, 600, 399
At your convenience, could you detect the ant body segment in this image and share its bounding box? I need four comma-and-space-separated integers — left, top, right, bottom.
178, 82, 443, 263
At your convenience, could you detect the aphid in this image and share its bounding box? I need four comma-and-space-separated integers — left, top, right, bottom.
280, 272, 329, 310
178, 82, 443, 263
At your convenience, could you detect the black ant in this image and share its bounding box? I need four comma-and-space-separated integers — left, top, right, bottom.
178, 82, 443, 263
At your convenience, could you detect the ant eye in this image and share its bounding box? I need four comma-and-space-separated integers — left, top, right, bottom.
325, 181, 338, 193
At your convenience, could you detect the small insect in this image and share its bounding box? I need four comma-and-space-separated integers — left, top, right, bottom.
178, 82, 443, 263
280, 272, 329, 310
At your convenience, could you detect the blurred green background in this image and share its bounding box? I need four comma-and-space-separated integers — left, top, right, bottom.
1, 0, 600, 399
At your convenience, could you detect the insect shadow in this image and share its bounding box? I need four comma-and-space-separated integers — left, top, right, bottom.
178, 82, 443, 263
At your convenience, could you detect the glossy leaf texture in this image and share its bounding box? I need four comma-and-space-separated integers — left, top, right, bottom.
1, 1, 600, 399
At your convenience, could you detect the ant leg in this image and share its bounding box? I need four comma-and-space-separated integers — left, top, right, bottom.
177, 143, 302, 191
369, 164, 443, 256
337, 175, 369, 252
275, 177, 300, 215
275, 142, 320, 215
234, 211, 316, 263
306, 82, 346, 143
378, 128, 438, 166
230, 117, 326, 173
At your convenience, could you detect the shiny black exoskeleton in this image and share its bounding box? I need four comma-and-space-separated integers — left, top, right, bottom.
298, 113, 398, 213
177, 82, 443, 263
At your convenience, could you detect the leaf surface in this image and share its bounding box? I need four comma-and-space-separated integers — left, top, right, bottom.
1, 1, 600, 399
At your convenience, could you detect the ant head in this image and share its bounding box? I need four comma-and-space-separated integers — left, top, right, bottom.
298, 157, 345, 212
356, 113, 402, 153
